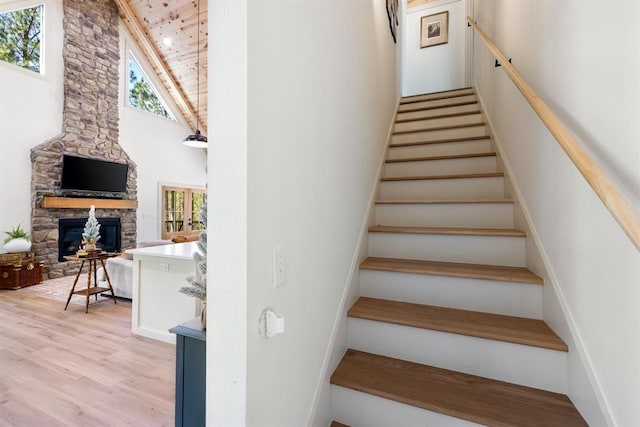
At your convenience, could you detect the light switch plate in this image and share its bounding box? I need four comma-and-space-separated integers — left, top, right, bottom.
273, 246, 286, 288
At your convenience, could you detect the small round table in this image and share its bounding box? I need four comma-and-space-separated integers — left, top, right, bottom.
63, 253, 118, 313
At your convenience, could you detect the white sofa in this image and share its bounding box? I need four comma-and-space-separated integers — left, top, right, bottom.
97, 240, 174, 298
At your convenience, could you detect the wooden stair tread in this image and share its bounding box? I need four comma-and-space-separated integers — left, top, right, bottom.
349, 297, 566, 351
399, 100, 478, 114
375, 197, 513, 204
360, 256, 542, 284
392, 121, 486, 135
369, 225, 526, 237
381, 172, 503, 182
329, 422, 350, 427
331, 350, 586, 426
400, 87, 474, 104
395, 109, 482, 124
386, 152, 496, 163
389, 135, 490, 148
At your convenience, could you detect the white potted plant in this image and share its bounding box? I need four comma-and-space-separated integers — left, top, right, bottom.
3, 223, 32, 253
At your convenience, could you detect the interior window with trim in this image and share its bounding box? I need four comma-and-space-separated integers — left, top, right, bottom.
128, 52, 175, 120
0, 4, 43, 72
161, 185, 206, 240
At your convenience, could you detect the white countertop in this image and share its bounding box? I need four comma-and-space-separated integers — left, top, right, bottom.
126, 241, 198, 261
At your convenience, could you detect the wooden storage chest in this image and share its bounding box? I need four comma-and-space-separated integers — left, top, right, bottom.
0, 260, 44, 290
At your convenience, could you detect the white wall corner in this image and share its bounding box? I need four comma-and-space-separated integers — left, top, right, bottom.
306, 101, 400, 427
474, 88, 613, 427
402, 0, 467, 96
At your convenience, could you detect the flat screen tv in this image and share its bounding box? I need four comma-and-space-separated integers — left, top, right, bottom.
60, 155, 128, 194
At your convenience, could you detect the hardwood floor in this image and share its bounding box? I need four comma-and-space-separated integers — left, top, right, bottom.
0, 290, 175, 426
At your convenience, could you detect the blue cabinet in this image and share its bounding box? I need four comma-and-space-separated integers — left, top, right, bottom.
171, 318, 206, 427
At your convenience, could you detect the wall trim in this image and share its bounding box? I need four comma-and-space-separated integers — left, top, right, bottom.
407, 0, 461, 15
474, 88, 614, 426
305, 99, 400, 426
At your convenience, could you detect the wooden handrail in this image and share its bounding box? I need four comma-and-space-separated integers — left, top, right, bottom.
467, 17, 640, 252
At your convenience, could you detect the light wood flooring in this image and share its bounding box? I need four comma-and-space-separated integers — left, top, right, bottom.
0, 289, 175, 426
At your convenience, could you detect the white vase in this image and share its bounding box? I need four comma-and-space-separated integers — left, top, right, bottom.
4, 238, 31, 253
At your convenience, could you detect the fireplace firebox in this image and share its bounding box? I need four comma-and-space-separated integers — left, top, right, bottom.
58, 217, 121, 261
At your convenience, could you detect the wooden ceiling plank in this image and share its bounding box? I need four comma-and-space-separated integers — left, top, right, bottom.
112, 0, 207, 133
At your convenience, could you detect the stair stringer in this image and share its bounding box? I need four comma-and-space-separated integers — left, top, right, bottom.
307, 100, 400, 427
475, 89, 611, 426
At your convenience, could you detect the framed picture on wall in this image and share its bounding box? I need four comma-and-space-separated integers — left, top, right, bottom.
420, 11, 448, 48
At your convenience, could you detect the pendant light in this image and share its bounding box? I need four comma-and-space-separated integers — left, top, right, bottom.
183, 0, 207, 148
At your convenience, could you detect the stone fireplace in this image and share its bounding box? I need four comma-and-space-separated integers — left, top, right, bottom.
30, 0, 137, 278
58, 217, 121, 261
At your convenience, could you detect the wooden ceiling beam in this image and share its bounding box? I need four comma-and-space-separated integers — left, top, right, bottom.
112, 0, 206, 134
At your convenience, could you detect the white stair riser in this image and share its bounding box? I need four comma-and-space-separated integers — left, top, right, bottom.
348, 318, 567, 393
388, 140, 491, 159
401, 88, 475, 104
397, 103, 479, 122
392, 125, 488, 145
359, 269, 543, 319
368, 232, 525, 267
380, 176, 504, 200
384, 156, 497, 177
331, 385, 482, 427
398, 94, 477, 113
394, 113, 483, 133
375, 203, 514, 228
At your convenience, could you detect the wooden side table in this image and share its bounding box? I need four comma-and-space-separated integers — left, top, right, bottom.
63, 253, 118, 313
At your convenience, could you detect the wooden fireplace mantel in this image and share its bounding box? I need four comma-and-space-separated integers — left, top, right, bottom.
41, 196, 137, 210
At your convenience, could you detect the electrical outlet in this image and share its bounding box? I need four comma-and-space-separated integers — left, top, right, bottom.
159, 262, 169, 272
273, 246, 286, 288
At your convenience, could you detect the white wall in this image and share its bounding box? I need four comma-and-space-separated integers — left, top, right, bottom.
208, 2, 248, 424
208, 0, 398, 425
0, 0, 64, 245
118, 29, 207, 242
472, 1, 640, 425
402, 0, 466, 96
0, 0, 205, 251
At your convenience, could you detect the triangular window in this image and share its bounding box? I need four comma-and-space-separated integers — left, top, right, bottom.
0, 4, 43, 73
128, 52, 175, 120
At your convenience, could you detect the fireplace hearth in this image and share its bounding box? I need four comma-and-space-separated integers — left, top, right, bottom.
58, 217, 121, 261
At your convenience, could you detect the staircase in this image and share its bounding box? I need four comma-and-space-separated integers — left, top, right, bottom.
329, 88, 587, 426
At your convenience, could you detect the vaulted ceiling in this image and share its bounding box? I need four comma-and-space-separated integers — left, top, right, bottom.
112, 0, 208, 133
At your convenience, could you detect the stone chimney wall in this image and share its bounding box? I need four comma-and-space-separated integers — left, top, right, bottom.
30, 0, 137, 278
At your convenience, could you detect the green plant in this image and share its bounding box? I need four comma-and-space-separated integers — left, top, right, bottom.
3, 223, 30, 244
